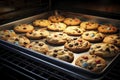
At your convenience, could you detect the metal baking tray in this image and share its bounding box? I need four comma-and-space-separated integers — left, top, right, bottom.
0, 10, 120, 80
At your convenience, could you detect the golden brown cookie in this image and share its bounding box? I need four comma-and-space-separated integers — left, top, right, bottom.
46, 32, 70, 45
75, 54, 107, 72
82, 31, 105, 43
33, 19, 51, 28
7, 35, 30, 47
80, 21, 99, 30
63, 26, 85, 36
0, 30, 17, 40
47, 22, 66, 31
64, 38, 91, 53
26, 28, 49, 39
14, 24, 34, 33
89, 43, 119, 57
26, 41, 49, 54
103, 34, 120, 47
64, 18, 81, 26
98, 24, 118, 34
48, 15, 65, 23
47, 48, 74, 62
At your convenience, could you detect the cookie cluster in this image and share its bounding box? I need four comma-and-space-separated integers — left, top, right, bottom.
0, 13, 120, 73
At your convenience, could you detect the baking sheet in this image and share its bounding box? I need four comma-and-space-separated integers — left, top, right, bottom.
0, 10, 120, 79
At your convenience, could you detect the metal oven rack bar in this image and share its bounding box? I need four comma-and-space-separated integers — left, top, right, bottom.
0, 47, 120, 80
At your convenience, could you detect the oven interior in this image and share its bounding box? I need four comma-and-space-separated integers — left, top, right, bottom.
0, 0, 120, 80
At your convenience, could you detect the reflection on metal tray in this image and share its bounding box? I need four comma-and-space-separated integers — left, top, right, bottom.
0, 10, 120, 80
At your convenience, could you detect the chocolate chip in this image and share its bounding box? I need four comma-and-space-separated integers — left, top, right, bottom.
6, 35, 10, 37
69, 44, 73, 47
59, 33, 63, 35
85, 33, 89, 36
114, 40, 117, 44
105, 48, 110, 52
54, 49, 58, 52
53, 54, 57, 57
19, 36, 23, 38
29, 32, 32, 34
75, 43, 78, 46
39, 43, 44, 46
73, 38, 77, 40
15, 38, 19, 41
23, 27, 26, 29
24, 42, 28, 45
40, 33, 43, 35
35, 41, 38, 43
111, 46, 115, 48
78, 30, 81, 33
96, 46, 101, 48
88, 66, 93, 70
99, 36, 103, 39
80, 59, 83, 62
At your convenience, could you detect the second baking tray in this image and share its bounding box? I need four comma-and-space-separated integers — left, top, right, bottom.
0, 10, 120, 80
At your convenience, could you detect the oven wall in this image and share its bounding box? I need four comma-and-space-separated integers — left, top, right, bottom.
51, 0, 120, 19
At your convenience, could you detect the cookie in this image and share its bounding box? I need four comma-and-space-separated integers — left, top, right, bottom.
46, 33, 70, 45
82, 31, 105, 42
14, 24, 34, 33
47, 22, 66, 31
64, 18, 81, 26
89, 43, 119, 57
48, 15, 65, 23
98, 24, 118, 34
103, 34, 120, 47
26, 41, 49, 54
63, 26, 85, 36
7, 35, 30, 47
64, 38, 91, 53
75, 54, 107, 72
33, 19, 51, 28
26, 28, 49, 39
0, 30, 17, 40
80, 21, 99, 30
47, 48, 74, 62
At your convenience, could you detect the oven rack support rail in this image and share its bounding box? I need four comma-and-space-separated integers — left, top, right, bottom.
0, 48, 120, 80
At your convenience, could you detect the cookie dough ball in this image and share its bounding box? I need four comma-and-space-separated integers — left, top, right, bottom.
48, 15, 65, 23
26, 41, 49, 54
33, 19, 51, 28
64, 18, 81, 26
64, 38, 91, 53
80, 21, 99, 30
47, 48, 74, 62
75, 54, 107, 72
89, 43, 119, 57
98, 24, 118, 34
14, 24, 34, 33
82, 31, 105, 43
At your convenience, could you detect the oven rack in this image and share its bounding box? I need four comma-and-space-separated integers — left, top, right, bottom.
0, 48, 79, 80
0, 47, 120, 80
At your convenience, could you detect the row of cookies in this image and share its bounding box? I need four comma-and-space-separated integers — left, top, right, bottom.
0, 29, 114, 73
48, 15, 119, 34
0, 29, 119, 73
0, 29, 120, 55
